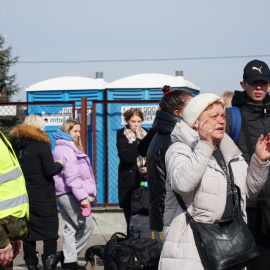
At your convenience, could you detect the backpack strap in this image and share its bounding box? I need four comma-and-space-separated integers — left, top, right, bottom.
229, 107, 241, 143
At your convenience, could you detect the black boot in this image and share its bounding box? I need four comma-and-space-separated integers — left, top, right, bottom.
41, 254, 59, 270
24, 255, 39, 270
62, 262, 86, 270
56, 251, 64, 268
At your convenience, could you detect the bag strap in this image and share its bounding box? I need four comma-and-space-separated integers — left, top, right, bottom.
173, 191, 194, 226
228, 163, 239, 207
111, 232, 128, 240
229, 106, 241, 143
173, 191, 187, 212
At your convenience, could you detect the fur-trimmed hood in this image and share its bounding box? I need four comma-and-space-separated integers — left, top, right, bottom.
10, 123, 50, 148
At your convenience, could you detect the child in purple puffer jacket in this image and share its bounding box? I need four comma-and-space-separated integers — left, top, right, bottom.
52, 119, 96, 270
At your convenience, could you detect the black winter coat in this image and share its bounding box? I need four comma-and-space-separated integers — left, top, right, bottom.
10, 124, 63, 241
226, 91, 270, 206
117, 127, 146, 208
137, 128, 157, 157
147, 110, 181, 231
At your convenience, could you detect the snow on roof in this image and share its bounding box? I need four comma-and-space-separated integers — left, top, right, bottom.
26, 76, 106, 91
108, 73, 200, 90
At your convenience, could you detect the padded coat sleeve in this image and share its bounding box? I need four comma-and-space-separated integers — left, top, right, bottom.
245, 154, 270, 198
165, 140, 215, 195
138, 128, 156, 157
39, 142, 63, 178
60, 147, 89, 202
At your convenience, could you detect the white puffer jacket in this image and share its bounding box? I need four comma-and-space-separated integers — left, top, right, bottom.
158, 121, 270, 270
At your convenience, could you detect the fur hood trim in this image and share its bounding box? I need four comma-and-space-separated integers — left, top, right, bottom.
10, 124, 51, 144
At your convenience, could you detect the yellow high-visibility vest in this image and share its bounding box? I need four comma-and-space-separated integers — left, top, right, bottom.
0, 131, 29, 220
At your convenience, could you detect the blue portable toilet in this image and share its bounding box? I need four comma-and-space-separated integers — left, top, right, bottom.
26, 75, 107, 157
101, 71, 200, 203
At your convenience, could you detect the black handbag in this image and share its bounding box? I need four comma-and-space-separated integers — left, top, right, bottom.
174, 164, 260, 270
131, 187, 149, 215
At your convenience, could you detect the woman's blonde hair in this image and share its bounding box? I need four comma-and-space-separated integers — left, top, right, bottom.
61, 119, 84, 152
220, 91, 234, 108
24, 114, 45, 131
203, 100, 225, 113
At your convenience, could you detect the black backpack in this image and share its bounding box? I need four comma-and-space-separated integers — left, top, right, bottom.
103, 232, 162, 270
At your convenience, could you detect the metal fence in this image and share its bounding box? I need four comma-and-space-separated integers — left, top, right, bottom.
92, 100, 159, 206
0, 101, 76, 147
0, 99, 161, 207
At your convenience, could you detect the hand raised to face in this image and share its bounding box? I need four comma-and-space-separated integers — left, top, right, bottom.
135, 128, 143, 139
197, 118, 216, 145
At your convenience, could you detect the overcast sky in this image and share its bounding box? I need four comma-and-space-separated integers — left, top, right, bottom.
1, 0, 270, 101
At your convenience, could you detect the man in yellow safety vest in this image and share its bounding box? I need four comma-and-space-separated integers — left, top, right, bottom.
0, 87, 29, 270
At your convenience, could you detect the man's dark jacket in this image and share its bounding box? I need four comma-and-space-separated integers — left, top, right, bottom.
147, 110, 181, 231
225, 90, 270, 206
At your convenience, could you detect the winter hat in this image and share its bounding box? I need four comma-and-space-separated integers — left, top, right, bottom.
183, 93, 224, 128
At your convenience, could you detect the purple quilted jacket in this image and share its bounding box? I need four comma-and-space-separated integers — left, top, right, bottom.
52, 139, 96, 202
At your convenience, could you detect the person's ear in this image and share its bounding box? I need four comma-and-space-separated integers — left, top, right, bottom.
193, 120, 199, 130
240, 81, 245, 90
174, 109, 183, 117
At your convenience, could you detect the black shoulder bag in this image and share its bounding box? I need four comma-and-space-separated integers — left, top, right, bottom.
174, 164, 260, 270
131, 186, 149, 215
103, 232, 162, 270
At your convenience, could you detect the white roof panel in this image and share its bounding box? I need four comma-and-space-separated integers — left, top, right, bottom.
26, 76, 106, 92
108, 73, 200, 90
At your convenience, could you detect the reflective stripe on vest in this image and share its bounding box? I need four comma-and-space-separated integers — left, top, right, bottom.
0, 167, 22, 185
0, 193, 28, 211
